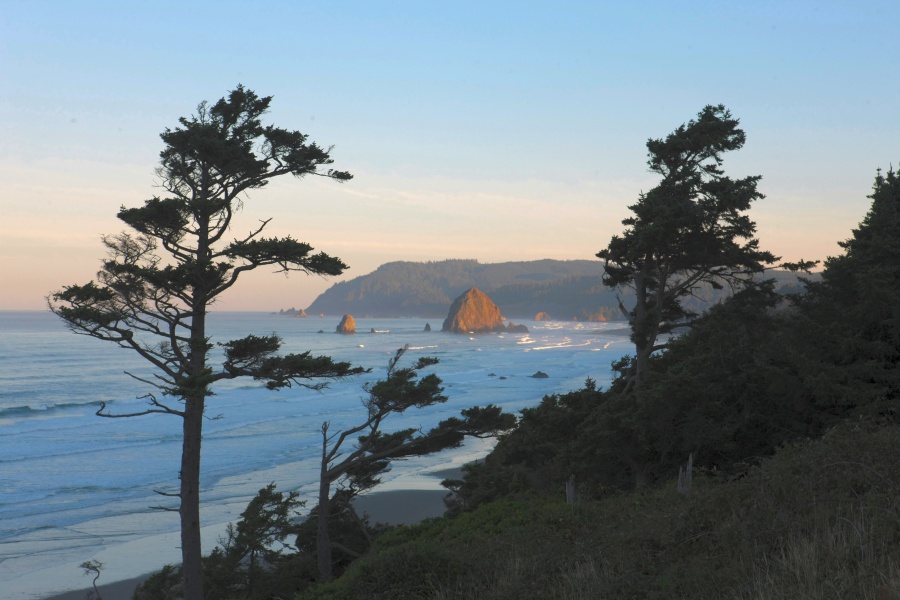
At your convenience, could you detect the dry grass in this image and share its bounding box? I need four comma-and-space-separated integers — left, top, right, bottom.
732, 508, 900, 600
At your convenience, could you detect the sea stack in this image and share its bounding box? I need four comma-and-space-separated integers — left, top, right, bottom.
442, 288, 527, 334
336, 314, 356, 334
534, 311, 551, 321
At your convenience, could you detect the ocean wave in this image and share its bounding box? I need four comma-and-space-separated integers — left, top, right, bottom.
0, 401, 106, 420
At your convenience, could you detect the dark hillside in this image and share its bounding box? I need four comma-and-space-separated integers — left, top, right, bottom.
304, 259, 809, 319
305, 259, 607, 318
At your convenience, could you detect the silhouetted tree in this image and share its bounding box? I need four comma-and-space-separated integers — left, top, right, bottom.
314, 346, 515, 581
597, 104, 777, 391
48, 86, 364, 600
206, 483, 304, 598
798, 167, 900, 415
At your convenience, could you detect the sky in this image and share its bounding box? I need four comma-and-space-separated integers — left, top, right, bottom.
1, 1, 898, 311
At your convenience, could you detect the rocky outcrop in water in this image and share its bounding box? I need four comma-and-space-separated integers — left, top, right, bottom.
534, 311, 551, 321
442, 288, 504, 333
336, 314, 356, 334
441, 288, 528, 334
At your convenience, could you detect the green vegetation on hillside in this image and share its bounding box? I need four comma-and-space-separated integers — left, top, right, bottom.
305, 422, 900, 600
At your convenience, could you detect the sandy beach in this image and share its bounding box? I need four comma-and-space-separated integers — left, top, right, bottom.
40, 472, 458, 600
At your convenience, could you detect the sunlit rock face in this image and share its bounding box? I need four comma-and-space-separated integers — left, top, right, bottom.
534, 311, 551, 321
336, 314, 356, 334
442, 288, 506, 334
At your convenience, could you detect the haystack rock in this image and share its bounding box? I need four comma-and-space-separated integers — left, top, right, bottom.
442, 287, 528, 334
424, 323, 432, 332
336, 314, 356, 334
534, 311, 551, 321
442, 288, 504, 333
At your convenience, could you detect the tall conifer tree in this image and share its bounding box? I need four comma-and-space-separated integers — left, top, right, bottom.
597, 105, 777, 391
49, 86, 364, 599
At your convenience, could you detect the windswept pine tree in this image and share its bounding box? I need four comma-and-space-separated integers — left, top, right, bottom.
49, 86, 365, 600
597, 105, 777, 391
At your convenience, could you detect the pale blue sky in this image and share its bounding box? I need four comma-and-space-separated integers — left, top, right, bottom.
2, 1, 897, 310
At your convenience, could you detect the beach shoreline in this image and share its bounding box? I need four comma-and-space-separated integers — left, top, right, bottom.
40, 469, 461, 600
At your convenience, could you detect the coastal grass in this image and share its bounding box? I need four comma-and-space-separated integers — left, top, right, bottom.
301, 421, 900, 600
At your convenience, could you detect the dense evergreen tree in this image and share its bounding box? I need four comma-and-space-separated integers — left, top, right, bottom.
206, 483, 304, 598
798, 167, 900, 416
48, 86, 364, 600
597, 105, 777, 390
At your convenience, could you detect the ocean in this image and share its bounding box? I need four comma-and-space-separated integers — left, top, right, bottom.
0, 311, 628, 599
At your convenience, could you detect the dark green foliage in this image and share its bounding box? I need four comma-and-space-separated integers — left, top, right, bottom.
292, 490, 389, 583
204, 483, 304, 599
307, 423, 900, 600
314, 347, 516, 581
447, 388, 595, 501
452, 282, 884, 501
133, 564, 181, 600
802, 168, 900, 415
134, 484, 306, 600
597, 105, 777, 388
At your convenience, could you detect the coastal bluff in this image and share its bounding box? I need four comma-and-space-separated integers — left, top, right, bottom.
442, 288, 528, 334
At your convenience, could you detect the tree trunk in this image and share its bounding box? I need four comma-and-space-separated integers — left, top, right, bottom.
180, 391, 205, 600
630, 269, 650, 389
181, 294, 208, 600
628, 265, 662, 393
633, 344, 653, 390
316, 470, 333, 581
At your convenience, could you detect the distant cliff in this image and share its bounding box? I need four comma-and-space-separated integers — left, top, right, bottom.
302, 259, 812, 320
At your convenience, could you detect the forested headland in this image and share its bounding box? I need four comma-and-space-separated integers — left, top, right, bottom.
300, 258, 808, 321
